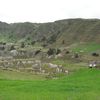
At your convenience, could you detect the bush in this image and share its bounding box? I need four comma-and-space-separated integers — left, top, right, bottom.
21, 42, 25, 48
42, 43, 48, 48
31, 41, 36, 45
34, 49, 41, 55
56, 49, 61, 55
92, 52, 99, 57
10, 45, 15, 50
47, 48, 56, 56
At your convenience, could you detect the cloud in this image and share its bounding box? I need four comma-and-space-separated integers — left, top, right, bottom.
0, 0, 100, 23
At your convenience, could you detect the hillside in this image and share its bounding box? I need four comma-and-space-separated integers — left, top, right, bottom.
0, 19, 100, 46
0, 19, 100, 100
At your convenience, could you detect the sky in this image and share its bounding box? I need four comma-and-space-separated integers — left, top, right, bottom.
0, 0, 100, 23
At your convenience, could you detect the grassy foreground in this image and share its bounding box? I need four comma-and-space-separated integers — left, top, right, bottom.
0, 69, 100, 100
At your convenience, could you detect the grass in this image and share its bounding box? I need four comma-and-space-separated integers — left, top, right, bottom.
0, 70, 45, 80
70, 42, 100, 53
51, 58, 86, 71
0, 69, 100, 100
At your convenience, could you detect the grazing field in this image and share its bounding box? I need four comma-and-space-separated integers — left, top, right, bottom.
0, 69, 100, 100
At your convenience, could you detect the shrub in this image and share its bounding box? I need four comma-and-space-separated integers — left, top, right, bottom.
21, 42, 25, 48
92, 52, 99, 57
47, 48, 56, 56
10, 45, 15, 50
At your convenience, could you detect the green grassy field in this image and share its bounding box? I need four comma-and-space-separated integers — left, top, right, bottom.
0, 69, 100, 100
70, 43, 100, 53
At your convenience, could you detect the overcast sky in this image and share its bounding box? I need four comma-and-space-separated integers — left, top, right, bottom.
0, 0, 100, 23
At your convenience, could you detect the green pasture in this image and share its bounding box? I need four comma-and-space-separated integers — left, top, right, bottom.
0, 69, 100, 100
